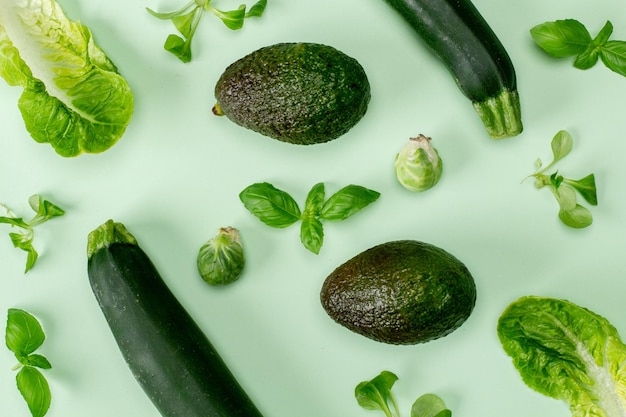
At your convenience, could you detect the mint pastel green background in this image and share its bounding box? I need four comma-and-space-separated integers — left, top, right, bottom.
1, 0, 626, 416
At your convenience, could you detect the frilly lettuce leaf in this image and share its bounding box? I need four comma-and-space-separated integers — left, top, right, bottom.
0, 0, 133, 157
497, 296, 626, 417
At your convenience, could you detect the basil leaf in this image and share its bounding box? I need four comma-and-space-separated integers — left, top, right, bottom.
600, 40, 626, 77
530, 19, 592, 58
559, 204, 593, 228
411, 393, 451, 417
300, 217, 324, 254
320, 185, 380, 221
303, 183, 325, 217
16, 366, 51, 417
6, 309, 46, 357
25, 354, 52, 370
239, 182, 301, 228
563, 174, 597, 205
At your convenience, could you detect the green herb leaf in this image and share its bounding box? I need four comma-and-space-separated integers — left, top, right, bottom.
574, 21, 613, 70
550, 130, 573, 166
6, 309, 52, 417
599, 40, 626, 77
24, 354, 52, 370
563, 174, 597, 205
6, 308, 46, 357
528, 131, 596, 229
320, 185, 380, 221
239, 182, 301, 228
559, 205, 593, 228
241, 182, 379, 254
147, 0, 267, 62
0, 195, 65, 273
530, 19, 592, 58
355, 370, 400, 417
411, 393, 452, 417
211, 5, 246, 30
300, 217, 324, 255
16, 366, 51, 417
246, 0, 267, 17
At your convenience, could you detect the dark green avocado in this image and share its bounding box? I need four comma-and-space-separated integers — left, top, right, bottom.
213, 42, 370, 145
320, 240, 477, 345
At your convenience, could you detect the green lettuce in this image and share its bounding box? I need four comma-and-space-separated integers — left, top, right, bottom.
497, 296, 626, 417
0, 0, 133, 157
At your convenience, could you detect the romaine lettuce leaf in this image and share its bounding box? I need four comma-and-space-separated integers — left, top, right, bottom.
0, 0, 133, 157
497, 296, 626, 417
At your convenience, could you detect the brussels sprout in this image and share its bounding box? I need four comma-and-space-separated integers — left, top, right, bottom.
394, 134, 443, 192
197, 227, 245, 286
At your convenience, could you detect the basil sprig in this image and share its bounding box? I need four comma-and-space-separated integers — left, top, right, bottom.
5, 308, 52, 417
239, 182, 380, 254
527, 130, 597, 228
0, 195, 65, 273
530, 19, 626, 77
355, 370, 451, 417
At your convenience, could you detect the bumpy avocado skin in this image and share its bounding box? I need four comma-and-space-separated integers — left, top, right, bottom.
214, 42, 370, 145
320, 240, 477, 345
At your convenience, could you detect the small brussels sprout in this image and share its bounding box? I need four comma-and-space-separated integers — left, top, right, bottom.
197, 227, 245, 286
394, 134, 443, 192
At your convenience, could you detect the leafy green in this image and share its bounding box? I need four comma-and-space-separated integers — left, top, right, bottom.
355, 370, 451, 417
497, 296, 626, 417
239, 182, 380, 254
147, 0, 267, 63
197, 227, 245, 286
531, 19, 626, 77
527, 130, 597, 228
0, 0, 134, 156
0, 195, 65, 273
5, 308, 53, 417
355, 370, 401, 417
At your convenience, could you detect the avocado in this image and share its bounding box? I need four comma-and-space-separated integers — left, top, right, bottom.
213, 42, 370, 145
320, 240, 476, 345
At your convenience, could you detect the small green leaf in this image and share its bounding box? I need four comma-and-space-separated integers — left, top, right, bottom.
6, 309, 46, 357
246, 0, 267, 17
355, 370, 400, 417
559, 204, 593, 228
211, 5, 246, 30
530, 19, 592, 58
239, 182, 302, 228
599, 40, 626, 77
16, 366, 51, 417
555, 184, 577, 212
563, 174, 597, 205
146, 1, 197, 20
25, 354, 52, 370
573, 45, 600, 69
300, 217, 324, 254
411, 393, 452, 417
320, 185, 380, 221
303, 183, 325, 218
550, 130, 573, 164
172, 9, 198, 38
163, 34, 192, 63
0, 216, 30, 228
592, 20, 614, 46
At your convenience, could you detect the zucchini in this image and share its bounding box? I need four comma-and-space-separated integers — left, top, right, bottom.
382, 0, 523, 139
87, 220, 264, 417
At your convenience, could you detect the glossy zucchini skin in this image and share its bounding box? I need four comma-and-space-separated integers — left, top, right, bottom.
383, 0, 523, 138
87, 220, 264, 417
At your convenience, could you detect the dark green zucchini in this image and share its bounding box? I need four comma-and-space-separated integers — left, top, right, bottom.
87, 220, 264, 417
383, 0, 523, 139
